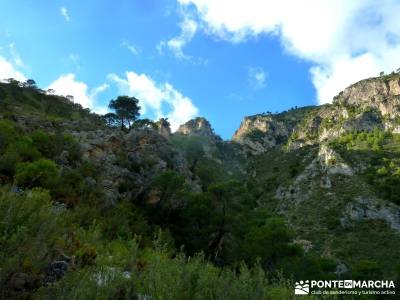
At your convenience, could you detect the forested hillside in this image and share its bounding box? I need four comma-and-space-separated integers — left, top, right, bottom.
0, 74, 400, 299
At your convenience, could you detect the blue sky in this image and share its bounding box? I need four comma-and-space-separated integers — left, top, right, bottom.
1, 1, 400, 138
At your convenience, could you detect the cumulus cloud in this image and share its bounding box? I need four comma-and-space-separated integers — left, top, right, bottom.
60, 6, 70, 22
48, 73, 109, 113
108, 71, 198, 130
91, 83, 110, 99
0, 56, 26, 82
248, 67, 267, 90
177, 0, 400, 103
158, 11, 198, 60
48, 74, 91, 107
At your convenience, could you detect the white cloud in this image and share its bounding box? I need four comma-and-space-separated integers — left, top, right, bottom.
60, 6, 70, 22
248, 67, 267, 90
311, 54, 379, 103
121, 41, 140, 56
8, 43, 24, 67
108, 71, 198, 130
91, 105, 109, 115
48, 73, 109, 113
90, 83, 110, 114
0, 43, 28, 82
91, 83, 110, 99
163, 83, 199, 130
48, 74, 91, 107
0, 56, 26, 82
158, 12, 198, 60
177, 0, 400, 103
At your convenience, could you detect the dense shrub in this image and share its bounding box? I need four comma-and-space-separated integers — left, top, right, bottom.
36, 250, 299, 300
147, 171, 188, 224
352, 260, 382, 280
101, 201, 152, 241
0, 136, 41, 176
4, 136, 41, 162
15, 159, 59, 189
35, 266, 137, 300
32, 131, 81, 162
0, 188, 65, 298
170, 135, 206, 167
331, 130, 400, 204
51, 168, 85, 206
331, 129, 389, 152
242, 217, 302, 270
0, 119, 17, 153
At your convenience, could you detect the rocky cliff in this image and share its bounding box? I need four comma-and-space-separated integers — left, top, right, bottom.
69, 127, 198, 206
232, 107, 316, 154
176, 117, 222, 143
233, 73, 400, 153
334, 74, 400, 114
229, 73, 400, 277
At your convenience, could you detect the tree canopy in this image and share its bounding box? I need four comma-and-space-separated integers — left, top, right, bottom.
108, 96, 141, 129
103, 113, 119, 127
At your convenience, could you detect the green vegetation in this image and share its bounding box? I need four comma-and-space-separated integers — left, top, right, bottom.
244, 137, 400, 281
244, 129, 266, 143
1, 80, 399, 299
0, 81, 104, 130
169, 134, 243, 187
329, 219, 400, 279
331, 130, 400, 204
2, 187, 309, 300
15, 159, 59, 189
108, 95, 141, 129
0, 81, 336, 299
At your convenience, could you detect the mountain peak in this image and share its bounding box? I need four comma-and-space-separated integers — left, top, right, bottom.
176, 117, 221, 142
232, 107, 315, 153
333, 73, 400, 115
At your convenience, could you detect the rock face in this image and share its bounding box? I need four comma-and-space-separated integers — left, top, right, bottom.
275, 143, 353, 209
232, 107, 315, 154
70, 127, 198, 207
318, 144, 353, 176
341, 196, 400, 232
233, 74, 400, 153
252, 74, 400, 265
334, 75, 400, 119
155, 118, 171, 137
290, 74, 400, 149
232, 115, 291, 153
45, 256, 71, 284
176, 117, 222, 143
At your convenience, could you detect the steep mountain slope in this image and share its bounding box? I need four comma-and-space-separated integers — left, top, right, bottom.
1, 73, 400, 298
234, 73, 400, 152
233, 106, 317, 154
232, 73, 400, 277
1, 82, 301, 299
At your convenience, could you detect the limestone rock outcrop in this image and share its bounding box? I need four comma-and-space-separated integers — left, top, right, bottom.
232, 107, 315, 154
232, 74, 400, 153
176, 117, 222, 143
333, 75, 400, 119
